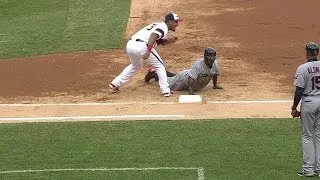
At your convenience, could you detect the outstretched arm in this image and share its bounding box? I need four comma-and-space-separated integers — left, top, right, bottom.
157, 36, 178, 45
212, 74, 223, 89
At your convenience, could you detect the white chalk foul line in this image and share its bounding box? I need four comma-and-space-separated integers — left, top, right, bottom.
0, 102, 176, 107
0, 102, 134, 107
0, 115, 185, 122
0, 167, 204, 180
0, 100, 292, 107
207, 100, 292, 104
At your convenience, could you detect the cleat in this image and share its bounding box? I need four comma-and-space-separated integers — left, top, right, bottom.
163, 92, 171, 97
297, 170, 316, 177
108, 83, 119, 92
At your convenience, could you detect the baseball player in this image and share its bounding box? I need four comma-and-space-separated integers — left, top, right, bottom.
145, 47, 223, 94
292, 42, 320, 177
109, 12, 182, 97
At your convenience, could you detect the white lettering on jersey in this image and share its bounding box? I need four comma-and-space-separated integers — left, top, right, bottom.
295, 61, 320, 95
308, 66, 320, 74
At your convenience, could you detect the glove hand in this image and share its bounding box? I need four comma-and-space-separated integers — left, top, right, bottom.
291, 109, 301, 118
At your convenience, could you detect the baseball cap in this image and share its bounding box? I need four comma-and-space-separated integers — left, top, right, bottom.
305, 42, 319, 50
204, 47, 216, 60
305, 42, 319, 55
165, 13, 182, 23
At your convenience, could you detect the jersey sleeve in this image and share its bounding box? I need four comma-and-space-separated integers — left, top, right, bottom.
294, 66, 306, 88
188, 62, 201, 79
152, 23, 168, 39
211, 60, 219, 74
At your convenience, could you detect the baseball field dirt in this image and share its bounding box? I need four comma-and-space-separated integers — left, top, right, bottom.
1, 0, 320, 121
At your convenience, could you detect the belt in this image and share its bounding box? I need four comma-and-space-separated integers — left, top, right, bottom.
130, 38, 145, 43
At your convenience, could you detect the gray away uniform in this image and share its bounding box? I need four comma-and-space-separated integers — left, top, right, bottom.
168, 58, 219, 91
294, 60, 320, 173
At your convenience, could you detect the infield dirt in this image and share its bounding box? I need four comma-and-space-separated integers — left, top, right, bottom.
1, 0, 320, 120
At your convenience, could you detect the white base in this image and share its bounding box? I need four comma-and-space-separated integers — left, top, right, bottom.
178, 95, 202, 103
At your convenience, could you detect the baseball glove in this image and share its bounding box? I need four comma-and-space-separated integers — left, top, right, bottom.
291, 110, 301, 118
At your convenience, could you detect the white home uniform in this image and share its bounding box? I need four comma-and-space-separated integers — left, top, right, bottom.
168, 59, 219, 91
111, 22, 170, 94
294, 59, 320, 173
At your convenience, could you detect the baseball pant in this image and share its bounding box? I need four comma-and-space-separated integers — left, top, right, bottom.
149, 50, 170, 94
111, 39, 170, 94
111, 40, 143, 87
300, 96, 320, 173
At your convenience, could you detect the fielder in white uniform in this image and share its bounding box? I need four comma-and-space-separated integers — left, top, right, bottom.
292, 42, 320, 177
109, 12, 182, 97
145, 48, 223, 94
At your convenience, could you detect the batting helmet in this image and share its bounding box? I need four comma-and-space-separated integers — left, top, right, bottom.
204, 47, 216, 60
305, 42, 319, 56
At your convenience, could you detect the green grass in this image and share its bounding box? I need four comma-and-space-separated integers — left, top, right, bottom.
0, 0, 130, 59
0, 119, 307, 179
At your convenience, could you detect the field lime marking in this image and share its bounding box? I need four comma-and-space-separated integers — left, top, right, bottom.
0, 115, 185, 122
0, 167, 204, 180
0, 103, 134, 107
0, 100, 292, 107
207, 100, 292, 104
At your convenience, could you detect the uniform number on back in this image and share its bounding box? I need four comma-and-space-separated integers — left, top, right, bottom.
147, 23, 157, 30
311, 76, 320, 90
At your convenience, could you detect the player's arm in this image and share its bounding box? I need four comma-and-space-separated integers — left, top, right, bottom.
291, 68, 305, 118
157, 36, 178, 45
212, 74, 223, 89
146, 33, 159, 47
292, 86, 304, 110
143, 33, 159, 60
187, 76, 195, 95
211, 61, 223, 89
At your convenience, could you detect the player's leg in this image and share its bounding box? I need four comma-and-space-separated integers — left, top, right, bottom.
166, 71, 176, 77
166, 71, 187, 91
145, 70, 176, 83
314, 99, 320, 175
300, 100, 317, 175
110, 42, 143, 89
148, 51, 171, 96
